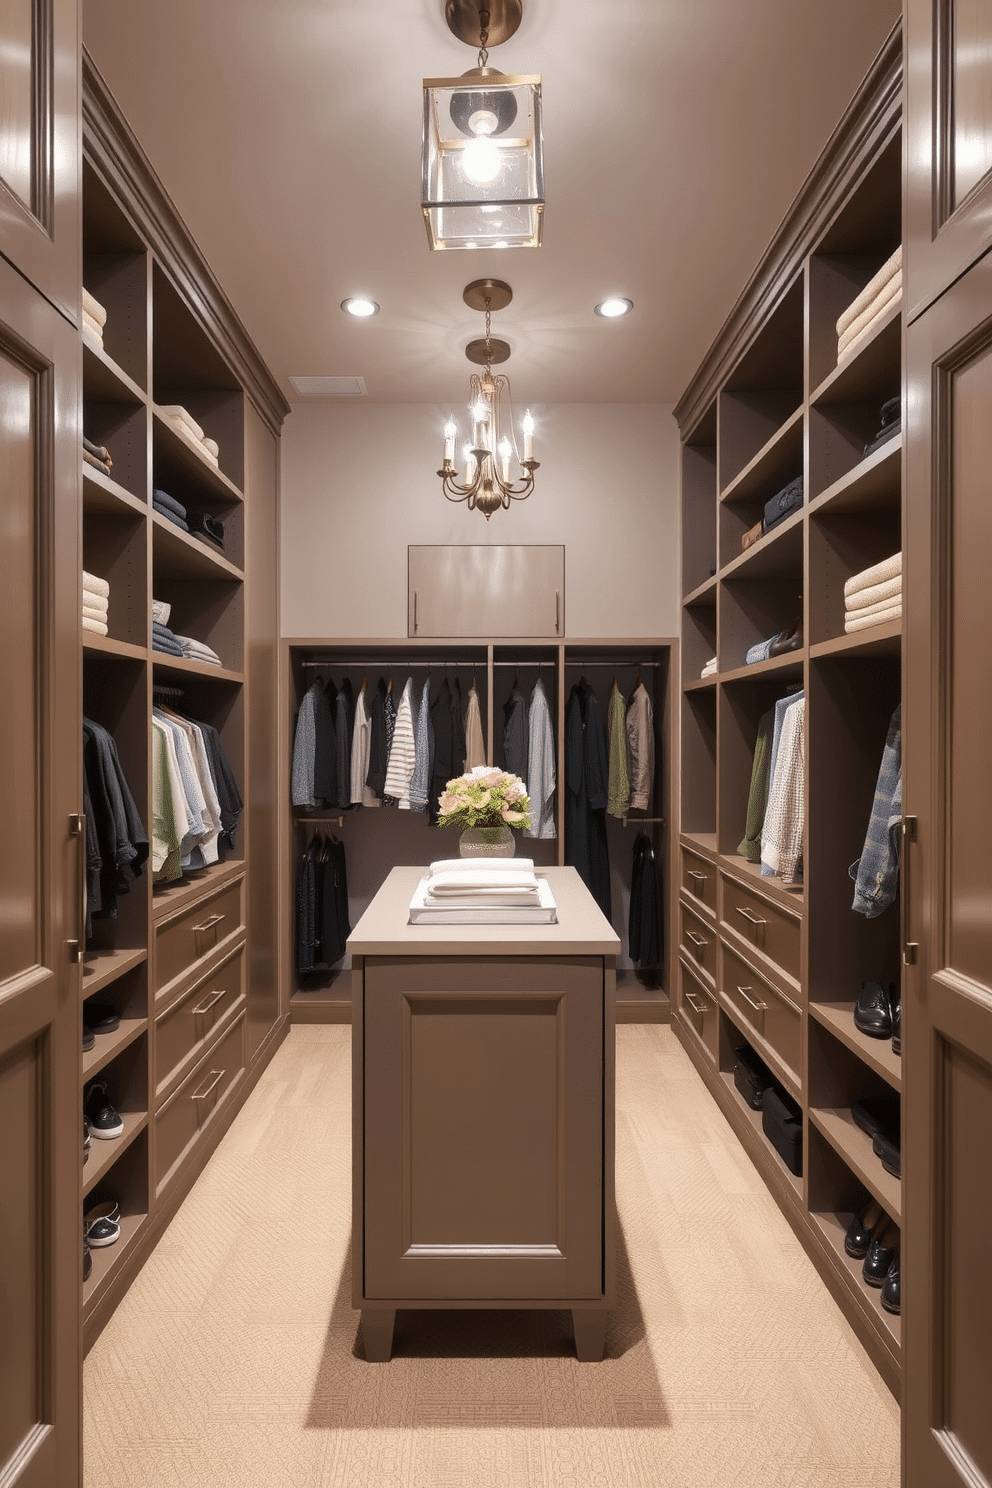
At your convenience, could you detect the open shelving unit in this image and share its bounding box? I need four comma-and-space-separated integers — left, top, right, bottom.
672, 29, 904, 1394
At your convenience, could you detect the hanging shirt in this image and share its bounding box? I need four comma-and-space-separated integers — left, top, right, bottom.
565, 681, 611, 921
503, 685, 528, 782
384, 677, 417, 809
524, 676, 556, 840
607, 681, 631, 819
464, 682, 486, 771
408, 676, 433, 814
350, 683, 379, 808
333, 678, 354, 811
849, 704, 902, 918
761, 691, 803, 876
291, 679, 321, 807
626, 681, 654, 811
761, 696, 805, 883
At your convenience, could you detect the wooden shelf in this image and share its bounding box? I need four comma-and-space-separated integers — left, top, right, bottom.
810, 1002, 902, 1090
152, 405, 244, 503
717, 853, 805, 915
684, 674, 717, 692
720, 405, 804, 504
809, 620, 901, 659
809, 1106, 901, 1222
720, 510, 804, 580
83, 1210, 147, 1312
717, 990, 801, 1101
151, 510, 244, 581
718, 1069, 803, 1200
809, 437, 901, 516
682, 575, 718, 607
681, 831, 718, 857
82, 1110, 148, 1198
152, 858, 245, 920
83, 337, 147, 405
83, 1016, 148, 1081
810, 1207, 901, 1351
719, 651, 805, 685
82, 463, 146, 516
81, 945, 148, 997
810, 302, 901, 407
83, 633, 147, 662
151, 654, 243, 686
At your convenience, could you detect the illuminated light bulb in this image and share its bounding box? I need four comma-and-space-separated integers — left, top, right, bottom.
522, 409, 534, 462
340, 296, 379, 317
469, 109, 499, 136
498, 437, 513, 484
462, 137, 501, 185
594, 296, 634, 318
463, 443, 476, 483
443, 420, 456, 464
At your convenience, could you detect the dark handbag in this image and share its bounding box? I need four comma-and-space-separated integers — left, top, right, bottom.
762, 1084, 803, 1176
187, 510, 225, 549
762, 475, 803, 534
733, 1044, 773, 1111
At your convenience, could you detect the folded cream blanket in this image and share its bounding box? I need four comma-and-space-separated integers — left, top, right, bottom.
82, 602, 109, 624
846, 591, 901, 620
202, 437, 220, 459
837, 246, 903, 338
82, 287, 108, 327
82, 615, 108, 636
428, 857, 535, 877
838, 272, 902, 353
844, 551, 902, 598
160, 404, 206, 443
844, 602, 902, 633
151, 599, 171, 626
82, 570, 110, 598
82, 589, 109, 612
82, 311, 105, 343
428, 870, 539, 894
845, 572, 902, 612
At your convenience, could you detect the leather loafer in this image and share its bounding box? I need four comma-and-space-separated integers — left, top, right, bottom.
873, 1129, 901, 1178
844, 1199, 885, 1259
891, 986, 902, 1055
863, 1220, 899, 1287
852, 1098, 899, 1142
853, 981, 893, 1038
881, 1253, 901, 1314
769, 619, 803, 656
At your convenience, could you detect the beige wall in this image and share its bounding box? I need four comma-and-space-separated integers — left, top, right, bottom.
280, 403, 680, 639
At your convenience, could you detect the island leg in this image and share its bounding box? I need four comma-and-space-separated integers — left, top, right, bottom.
361, 1307, 396, 1363
572, 1308, 608, 1362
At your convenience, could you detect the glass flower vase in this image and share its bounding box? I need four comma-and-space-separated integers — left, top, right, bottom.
458, 825, 516, 858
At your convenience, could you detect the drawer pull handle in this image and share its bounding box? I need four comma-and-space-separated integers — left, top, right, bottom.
735, 906, 767, 928
193, 912, 226, 935
192, 989, 226, 1015
191, 1069, 224, 1101
735, 984, 768, 1014
686, 870, 707, 885
685, 929, 708, 949
684, 991, 708, 1015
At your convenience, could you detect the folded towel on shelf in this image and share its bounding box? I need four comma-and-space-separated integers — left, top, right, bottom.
844, 551, 902, 598
152, 488, 187, 519
837, 272, 902, 352
153, 503, 190, 533
152, 636, 185, 657
83, 449, 112, 477
82, 590, 109, 615
844, 602, 902, 633
82, 615, 108, 636
202, 437, 220, 460
198, 444, 219, 469
151, 600, 171, 626
427, 869, 540, 895
836, 246, 903, 338
187, 511, 225, 549
160, 404, 206, 443
82, 570, 110, 599
428, 857, 536, 878
175, 636, 222, 666
700, 658, 717, 678
82, 602, 109, 623
839, 287, 902, 362
845, 573, 903, 612
82, 288, 108, 328
82, 311, 104, 345
845, 589, 902, 621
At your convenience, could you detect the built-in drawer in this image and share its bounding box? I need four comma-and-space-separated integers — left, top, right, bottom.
681, 847, 716, 916
153, 875, 245, 998
155, 943, 246, 1100
720, 941, 801, 1087
720, 873, 801, 985
154, 1012, 245, 1196
679, 954, 718, 1063
679, 900, 717, 983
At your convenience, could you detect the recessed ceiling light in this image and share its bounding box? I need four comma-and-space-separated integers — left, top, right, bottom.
594, 296, 633, 318
341, 296, 379, 318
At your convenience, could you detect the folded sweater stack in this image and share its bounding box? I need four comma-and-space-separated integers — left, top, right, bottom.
82, 288, 108, 349
153, 487, 189, 533
152, 619, 185, 657
837, 246, 902, 362
844, 551, 902, 633
700, 656, 717, 679
175, 635, 223, 667
83, 436, 112, 478
82, 570, 110, 636
160, 405, 220, 468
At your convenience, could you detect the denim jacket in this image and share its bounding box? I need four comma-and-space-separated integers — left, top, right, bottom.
849, 704, 901, 918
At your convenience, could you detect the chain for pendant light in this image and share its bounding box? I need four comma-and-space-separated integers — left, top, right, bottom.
478, 5, 490, 67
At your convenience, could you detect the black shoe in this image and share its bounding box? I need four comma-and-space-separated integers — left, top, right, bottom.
863, 1220, 898, 1287
84, 1199, 121, 1248
844, 1199, 886, 1259
83, 1025, 95, 1052
891, 986, 901, 1055
873, 1129, 901, 1178
83, 1116, 91, 1165
83, 999, 120, 1035
881, 1253, 901, 1314
853, 981, 893, 1038
852, 1098, 900, 1142
84, 1079, 124, 1139
83, 1235, 92, 1283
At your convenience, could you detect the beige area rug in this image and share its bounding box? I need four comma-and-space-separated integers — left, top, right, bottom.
84, 1025, 900, 1487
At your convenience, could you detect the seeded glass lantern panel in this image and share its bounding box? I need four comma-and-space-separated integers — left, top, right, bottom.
422, 74, 544, 250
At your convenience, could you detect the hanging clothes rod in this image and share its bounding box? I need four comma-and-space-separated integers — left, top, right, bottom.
295, 814, 345, 826
300, 659, 483, 670
620, 816, 665, 826
567, 659, 665, 668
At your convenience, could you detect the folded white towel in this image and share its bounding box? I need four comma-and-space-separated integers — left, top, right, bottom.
151, 599, 171, 626
82, 602, 109, 624
839, 291, 903, 363
82, 594, 109, 616
844, 602, 902, 633
700, 657, 717, 678
846, 591, 901, 620
176, 635, 222, 665
428, 869, 539, 894
160, 404, 206, 443
202, 437, 220, 459
82, 570, 110, 598
428, 857, 535, 877
198, 445, 219, 468
82, 615, 108, 636
836, 246, 903, 338
82, 311, 105, 344
426, 886, 541, 905
838, 271, 902, 352
82, 287, 108, 327
845, 573, 902, 612
844, 552, 902, 598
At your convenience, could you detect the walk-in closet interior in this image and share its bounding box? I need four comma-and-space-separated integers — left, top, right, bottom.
2, 0, 991, 1484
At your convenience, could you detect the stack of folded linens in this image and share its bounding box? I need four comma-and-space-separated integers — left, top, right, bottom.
153, 488, 189, 532
700, 657, 717, 679
82, 570, 110, 636
83, 289, 108, 349
83, 436, 112, 477
151, 606, 184, 657
844, 552, 902, 633
837, 247, 902, 362
175, 635, 222, 667
160, 405, 220, 468
408, 857, 557, 924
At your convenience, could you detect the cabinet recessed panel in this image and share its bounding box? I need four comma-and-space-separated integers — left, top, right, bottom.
408, 545, 564, 637
0, 0, 34, 211
0, 1038, 41, 1472
949, 0, 992, 210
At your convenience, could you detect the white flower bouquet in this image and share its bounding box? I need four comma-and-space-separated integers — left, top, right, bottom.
437, 766, 532, 831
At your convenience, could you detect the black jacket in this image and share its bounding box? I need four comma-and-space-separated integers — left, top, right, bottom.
629, 831, 663, 966
564, 682, 611, 921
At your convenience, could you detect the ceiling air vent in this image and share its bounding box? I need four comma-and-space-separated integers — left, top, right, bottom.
289, 375, 368, 397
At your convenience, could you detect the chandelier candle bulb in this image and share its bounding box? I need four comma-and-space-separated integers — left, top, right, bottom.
523, 409, 534, 462
444, 421, 456, 465
463, 444, 476, 483
499, 437, 513, 484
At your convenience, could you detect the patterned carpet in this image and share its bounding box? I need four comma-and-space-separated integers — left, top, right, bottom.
84, 1024, 900, 1487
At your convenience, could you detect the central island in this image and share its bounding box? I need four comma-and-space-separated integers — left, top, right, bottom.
348, 864, 620, 1363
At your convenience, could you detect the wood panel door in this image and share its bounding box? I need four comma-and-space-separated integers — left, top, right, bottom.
0, 0, 80, 318
408, 545, 564, 637
906, 0, 992, 320
904, 250, 992, 1488
0, 255, 81, 1486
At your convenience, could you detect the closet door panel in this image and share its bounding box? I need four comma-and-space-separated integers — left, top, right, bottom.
905, 253, 992, 1488
0, 259, 80, 1487
408, 544, 564, 637
0, 0, 80, 317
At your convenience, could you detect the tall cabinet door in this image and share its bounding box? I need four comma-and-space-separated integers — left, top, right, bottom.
0, 0, 80, 317
904, 250, 992, 1488
0, 257, 81, 1486
905, 0, 992, 319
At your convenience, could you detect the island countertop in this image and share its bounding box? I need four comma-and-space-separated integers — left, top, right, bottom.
346, 864, 621, 959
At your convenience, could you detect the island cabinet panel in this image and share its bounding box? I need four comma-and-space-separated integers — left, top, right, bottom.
362, 955, 604, 1301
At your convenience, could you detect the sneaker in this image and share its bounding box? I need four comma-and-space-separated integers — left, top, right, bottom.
84, 1080, 124, 1139
84, 1199, 121, 1248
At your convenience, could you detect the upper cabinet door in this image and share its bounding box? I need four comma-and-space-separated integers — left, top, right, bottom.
0, 0, 80, 318
409, 545, 564, 637
906, 0, 992, 320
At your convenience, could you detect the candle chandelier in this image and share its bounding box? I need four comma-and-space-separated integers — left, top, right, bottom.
437, 278, 538, 520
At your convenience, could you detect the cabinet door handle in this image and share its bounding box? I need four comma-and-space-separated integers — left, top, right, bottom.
191, 1069, 224, 1101
555, 590, 560, 634
413, 590, 418, 634
685, 929, 707, 949
686, 870, 707, 885
684, 991, 708, 1015
735, 983, 768, 1014
901, 816, 918, 966
193, 913, 225, 935
735, 906, 767, 927
67, 812, 86, 964
192, 989, 226, 1016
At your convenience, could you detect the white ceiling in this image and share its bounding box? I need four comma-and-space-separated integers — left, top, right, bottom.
83, 0, 900, 409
